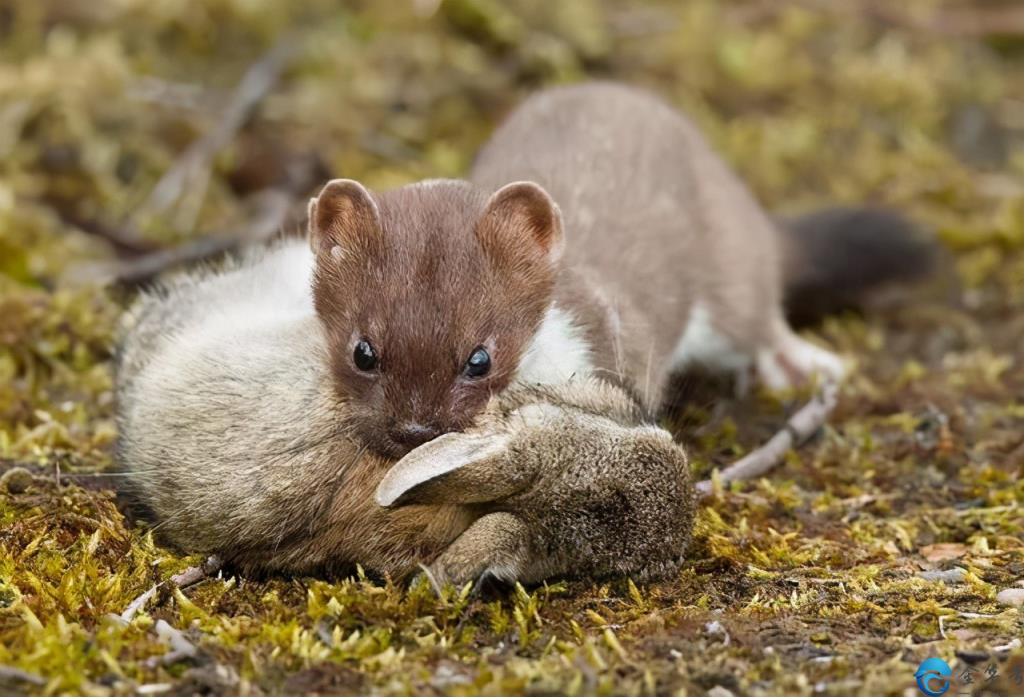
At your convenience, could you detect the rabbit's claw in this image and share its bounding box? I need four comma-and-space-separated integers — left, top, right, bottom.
415, 563, 447, 598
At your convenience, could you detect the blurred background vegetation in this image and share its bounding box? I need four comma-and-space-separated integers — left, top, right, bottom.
1, 1, 1022, 694
1, 0, 1023, 468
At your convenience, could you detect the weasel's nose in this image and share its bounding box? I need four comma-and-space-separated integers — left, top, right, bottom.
390, 423, 442, 449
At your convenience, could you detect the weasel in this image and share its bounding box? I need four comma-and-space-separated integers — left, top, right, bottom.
308, 82, 931, 458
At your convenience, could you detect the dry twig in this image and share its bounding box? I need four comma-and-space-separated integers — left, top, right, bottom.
120, 555, 223, 623
65, 189, 294, 286
696, 380, 839, 499
116, 189, 293, 285
0, 665, 46, 687
130, 39, 297, 233
147, 620, 198, 667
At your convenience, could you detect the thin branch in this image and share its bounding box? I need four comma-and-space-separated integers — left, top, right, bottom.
119, 584, 159, 623
0, 665, 46, 687
49, 205, 158, 255
129, 38, 297, 233
171, 555, 223, 587
43, 40, 297, 256
147, 619, 198, 667
0, 459, 116, 493
120, 555, 223, 623
65, 189, 294, 287
696, 380, 839, 499
121, 189, 293, 285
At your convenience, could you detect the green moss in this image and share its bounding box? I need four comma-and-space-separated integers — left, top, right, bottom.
1, 0, 1023, 694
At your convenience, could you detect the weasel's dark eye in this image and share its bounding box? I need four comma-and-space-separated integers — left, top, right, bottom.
353, 340, 378, 372
464, 346, 491, 379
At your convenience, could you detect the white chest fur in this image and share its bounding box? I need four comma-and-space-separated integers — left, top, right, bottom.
515, 304, 595, 385
669, 300, 751, 373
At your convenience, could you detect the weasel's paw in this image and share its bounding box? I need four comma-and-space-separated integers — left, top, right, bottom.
756, 333, 845, 392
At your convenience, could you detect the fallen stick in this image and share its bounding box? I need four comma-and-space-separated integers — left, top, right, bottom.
65, 189, 293, 287
120, 555, 223, 623
171, 556, 224, 588
147, 619, 198, 667
49, 204, 158, 256
117, 557, 222, 669
130, 38, 297, 233
695, 380, 839, 499
0, 665, 46, 687
119, 584, 159, 624
116, 190, 292, 285
0, 459, 128, 492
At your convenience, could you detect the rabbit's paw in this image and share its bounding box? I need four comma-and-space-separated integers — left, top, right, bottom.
428, 512, 531, 586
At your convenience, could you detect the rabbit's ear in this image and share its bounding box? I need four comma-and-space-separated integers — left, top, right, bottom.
376, 432, 520, 508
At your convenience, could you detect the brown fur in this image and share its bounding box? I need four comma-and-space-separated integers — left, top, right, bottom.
310, 180, 562, 458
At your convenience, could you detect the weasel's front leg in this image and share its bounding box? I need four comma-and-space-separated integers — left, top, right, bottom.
425, 512, 531, 589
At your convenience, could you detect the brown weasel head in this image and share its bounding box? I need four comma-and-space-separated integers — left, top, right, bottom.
310, 178, 563, 458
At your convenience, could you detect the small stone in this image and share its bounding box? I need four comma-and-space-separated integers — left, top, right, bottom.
707, 687, 736, 697
995, 588, 1024, 607
1, 467, 34, 494
918, 568, 968, 584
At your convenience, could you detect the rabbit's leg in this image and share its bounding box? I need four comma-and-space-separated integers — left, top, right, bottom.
427, 512, 530, 587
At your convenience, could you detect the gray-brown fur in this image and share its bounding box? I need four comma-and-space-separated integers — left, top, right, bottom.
115, 241, 474, 578
471, 82, 798, 404
308, 82, 931, 455
377, 378, 695, 586
471, 82, 932, 401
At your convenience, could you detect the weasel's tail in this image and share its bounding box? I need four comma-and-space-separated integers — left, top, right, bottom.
778, 207, 935, 327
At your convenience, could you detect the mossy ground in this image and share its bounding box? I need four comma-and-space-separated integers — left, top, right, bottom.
1, 1, 1022, 695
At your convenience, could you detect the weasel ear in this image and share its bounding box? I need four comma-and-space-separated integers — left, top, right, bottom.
376, 432, 523, 508
478, 181, 564, 264
309, 178, 381, 255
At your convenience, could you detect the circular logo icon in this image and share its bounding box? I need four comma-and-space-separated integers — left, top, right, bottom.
915, 657, 952, 697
